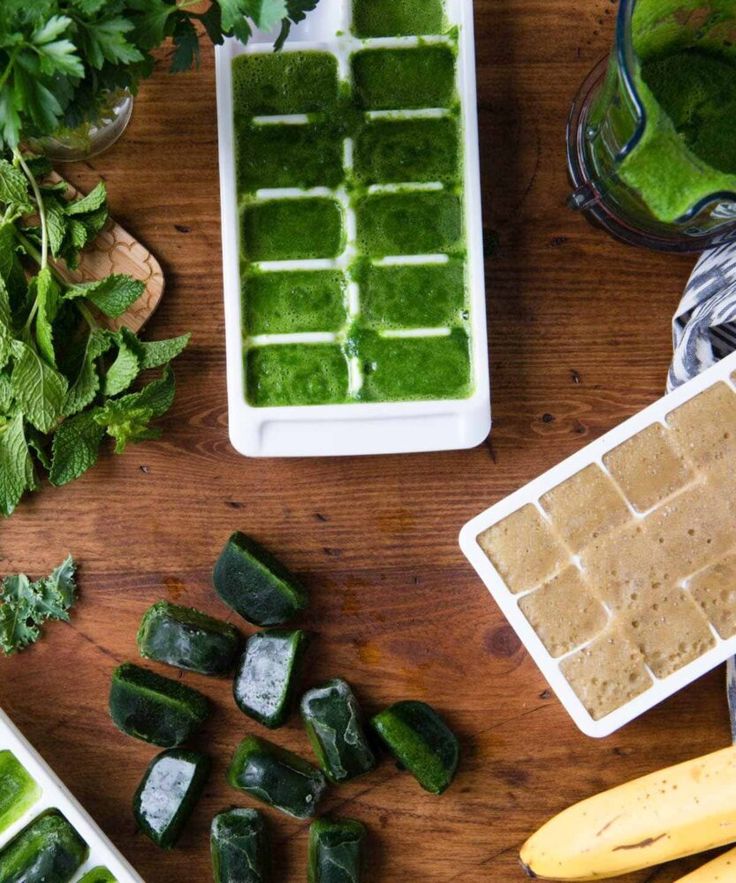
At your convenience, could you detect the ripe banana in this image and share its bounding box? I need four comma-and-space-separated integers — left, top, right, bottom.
520, 745, 736, 880
674, 846, 736, 882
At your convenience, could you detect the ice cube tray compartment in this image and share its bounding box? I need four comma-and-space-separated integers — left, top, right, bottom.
0, 709, 143, 881
216, 0, 490, 457
460, 351, 736, 737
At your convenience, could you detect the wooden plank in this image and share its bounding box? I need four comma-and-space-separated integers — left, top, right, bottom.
0, 3, 728, 881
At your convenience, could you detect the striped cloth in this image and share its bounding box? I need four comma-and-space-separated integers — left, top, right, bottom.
666, 242, 736, 741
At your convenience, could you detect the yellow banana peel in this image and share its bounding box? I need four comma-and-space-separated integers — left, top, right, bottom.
520, 745, 736, 880
674, 846, 736, 882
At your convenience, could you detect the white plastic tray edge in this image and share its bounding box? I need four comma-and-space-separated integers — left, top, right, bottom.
215, 0, 491, 457
459, 350, 736, 738
0, 708, 144, 881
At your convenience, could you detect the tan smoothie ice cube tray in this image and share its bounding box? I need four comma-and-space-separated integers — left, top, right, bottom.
460, 350, 736, 737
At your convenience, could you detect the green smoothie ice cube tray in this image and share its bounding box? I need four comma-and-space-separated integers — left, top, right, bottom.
0, 708, 143, 881
216, 0, 490, 457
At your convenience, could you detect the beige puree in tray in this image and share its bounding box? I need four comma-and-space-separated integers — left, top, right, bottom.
478, 379, 736, 721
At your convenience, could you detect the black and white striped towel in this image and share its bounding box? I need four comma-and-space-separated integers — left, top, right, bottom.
665, 242, 736, 741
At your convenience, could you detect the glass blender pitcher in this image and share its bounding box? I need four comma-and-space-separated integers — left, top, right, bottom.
567, 0, 736, 252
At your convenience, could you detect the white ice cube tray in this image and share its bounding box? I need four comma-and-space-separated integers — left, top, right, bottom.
215, 0, 490, 457
460, 350, 736, 738
0, 708, 143, 881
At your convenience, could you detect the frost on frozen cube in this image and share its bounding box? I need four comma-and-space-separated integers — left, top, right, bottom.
559, 629, 653, 721
539, 464, 630, 553
665, 382, 736, 467
242, 199, 344, 263
518, 568, 608, 658
351, 46, 457, 110
232, 51, 340, 116
352, 0, 446, 37
688, 553, 736, 639
477, 505, 567, 594
622, 588, 715, 678
603, 422, 692, 512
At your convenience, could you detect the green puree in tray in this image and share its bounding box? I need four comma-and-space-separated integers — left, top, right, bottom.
232, 1, 473, 408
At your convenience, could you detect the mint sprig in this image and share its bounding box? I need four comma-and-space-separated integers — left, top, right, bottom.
0, 151, 190, 517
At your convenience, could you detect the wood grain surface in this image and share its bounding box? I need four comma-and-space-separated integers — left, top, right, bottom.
0, 3, 728, 882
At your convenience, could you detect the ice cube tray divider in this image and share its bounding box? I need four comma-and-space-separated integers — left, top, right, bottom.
460, 349, 736, 738
216, 0, 490, 457
0, 707, 143, 881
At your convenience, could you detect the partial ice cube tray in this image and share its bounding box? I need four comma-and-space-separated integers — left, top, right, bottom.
460, 350, 736, 738
215, 0, 490, 457
0, 707, 143, 881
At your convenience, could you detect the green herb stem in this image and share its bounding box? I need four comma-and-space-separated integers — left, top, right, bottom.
13, 149, 48, 269
0, 48, 19, 94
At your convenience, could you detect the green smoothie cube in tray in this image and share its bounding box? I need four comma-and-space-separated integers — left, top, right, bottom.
358, 261, 467, 329
236, 122, 345, 193
352, 47, 457, 110
0, 751, 41, 834
354, 117, 461, 186
242, 199, 345, 262
216, 0, 490, 456
246, 344, 350, 407
243, 271, 348, 336
232, 51, 339, 116
352, 0, 445, 37
308, 818, 367, 883
0, 709, 143, 881
211, 808, 270, 883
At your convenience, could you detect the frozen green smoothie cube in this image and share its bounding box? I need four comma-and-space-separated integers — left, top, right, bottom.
232, 51, 339, 116
234, 629, 309, 728
352, 0, 445, 37
352, 47, 456, 110
214, 532, 309, 627
357, 329, 472, 401
0, 810, 88, 883
356, 191, 463, 256
244, 271, 347, 335
211, 808, 270, 883
137, 601, 241, 676
301, 679, 376, 783
358, 261, 466, 329
0, 751, 40, 834
308, 818, 366, 883
228, 736, 327, 819
246, 344, 350, 407
354, 117, 460, 185
236, 122, 345, 193
371, 700, 459, 795
79, 869, 116, 882
242, 199, 344, 262
109, 662, 210, 747
134, 750, 210, 849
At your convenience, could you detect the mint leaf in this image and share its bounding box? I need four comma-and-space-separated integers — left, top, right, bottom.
95, 400, 158, 454
49, 410, 105, 486
10, 340, 67, 433
64, 274, 144, 318
63, 329, 112, 416
123, 329, 190, 370
131, 364, 176, 416
65, 180, 107, 216
104, 333, 140, 396
45, 194, 69, 259
0, 159, 32, 214
0, 374, 13, 413
34, 268, 61, 367
0, 411, 35, 518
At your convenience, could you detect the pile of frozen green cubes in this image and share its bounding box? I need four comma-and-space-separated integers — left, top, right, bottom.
109, 532, 460, 880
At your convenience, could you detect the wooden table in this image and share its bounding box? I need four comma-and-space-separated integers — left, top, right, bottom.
0, 2, 728, 881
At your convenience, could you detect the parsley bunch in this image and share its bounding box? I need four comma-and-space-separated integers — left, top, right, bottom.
0, 151, 189, 518
0, 0, 321, 149
0, 555, 77, 654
